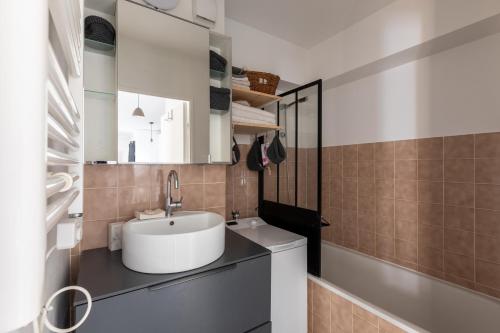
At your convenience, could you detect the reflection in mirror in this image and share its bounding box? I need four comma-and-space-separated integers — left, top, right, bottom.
117, 91, 190, 164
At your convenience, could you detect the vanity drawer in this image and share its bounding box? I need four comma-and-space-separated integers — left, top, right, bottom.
75, 254, 271, 333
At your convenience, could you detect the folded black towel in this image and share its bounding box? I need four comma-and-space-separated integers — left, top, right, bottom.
85, 15, 115, 45
210, 50, 227, 72
210, 86, 231, 111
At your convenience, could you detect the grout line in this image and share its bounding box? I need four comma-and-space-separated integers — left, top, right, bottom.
473, 134, 477, 289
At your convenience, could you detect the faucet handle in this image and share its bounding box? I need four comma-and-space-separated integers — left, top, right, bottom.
172, 196, 183, 208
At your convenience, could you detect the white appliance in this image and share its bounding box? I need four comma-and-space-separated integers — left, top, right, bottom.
227, 217, 307, 333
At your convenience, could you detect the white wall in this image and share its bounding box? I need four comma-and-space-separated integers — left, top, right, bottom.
226, 18, 309, 85
308, 0, 500, 81
322, 31, 500, 146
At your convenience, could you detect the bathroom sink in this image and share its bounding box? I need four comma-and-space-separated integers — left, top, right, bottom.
122, 211, 225, 274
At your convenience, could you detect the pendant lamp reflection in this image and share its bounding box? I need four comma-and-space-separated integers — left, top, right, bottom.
132, 94, 145, 117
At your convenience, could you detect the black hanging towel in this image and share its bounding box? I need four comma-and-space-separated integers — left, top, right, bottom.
268, 133, 286, 165
247, 138, 264, 171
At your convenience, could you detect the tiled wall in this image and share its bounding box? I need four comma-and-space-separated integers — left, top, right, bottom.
263, 147, 318, 210
225, 144, 259, 220
81, 164, 226, 251
308, 278, 406, 333
321, 132, 500, 299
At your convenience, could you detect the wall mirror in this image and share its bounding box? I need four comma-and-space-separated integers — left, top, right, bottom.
117, 91, 190, 163
115, 0, 210, 163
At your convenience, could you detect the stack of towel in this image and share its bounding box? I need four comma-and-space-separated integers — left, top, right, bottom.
232, 102, 276, 125
232, 66, 250, 90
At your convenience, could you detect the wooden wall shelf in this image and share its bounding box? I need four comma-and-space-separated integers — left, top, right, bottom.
232, 86, 281, 108
233, 122, 282, 135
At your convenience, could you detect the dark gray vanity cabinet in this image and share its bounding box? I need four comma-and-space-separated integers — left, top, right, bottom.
74, 231, 271, 333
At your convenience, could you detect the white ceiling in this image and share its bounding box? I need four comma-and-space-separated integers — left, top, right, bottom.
225, 0, 397, 48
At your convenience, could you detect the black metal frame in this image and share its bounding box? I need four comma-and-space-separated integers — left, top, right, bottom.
258, 79, 323, 276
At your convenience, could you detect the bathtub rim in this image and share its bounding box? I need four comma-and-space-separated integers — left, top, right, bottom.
308, 274, 427, 333
322, 240, 500, 305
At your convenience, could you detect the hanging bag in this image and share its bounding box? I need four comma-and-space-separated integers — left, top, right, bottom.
231, 137, 240, 165
247, 138, 265, 171
268, 133, 287, 165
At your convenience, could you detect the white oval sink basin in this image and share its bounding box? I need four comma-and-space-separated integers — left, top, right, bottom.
122, 211, 225, 274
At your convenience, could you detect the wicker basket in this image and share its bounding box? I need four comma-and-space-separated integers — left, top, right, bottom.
246, 71, 280, 95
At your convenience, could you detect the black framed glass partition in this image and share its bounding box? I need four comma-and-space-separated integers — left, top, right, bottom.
259, 80, 322, 275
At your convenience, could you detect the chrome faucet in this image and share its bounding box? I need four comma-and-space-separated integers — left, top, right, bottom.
165, 170, 182, 217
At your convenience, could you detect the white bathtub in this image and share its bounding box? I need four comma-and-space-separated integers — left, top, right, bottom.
320, 242, 500, 333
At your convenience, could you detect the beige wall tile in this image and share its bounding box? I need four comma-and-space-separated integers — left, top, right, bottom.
476, 158, 500, 184
419, 246, 443, 271
379, 318, 405, 333
180, 165, 204, 184
375, 160, 395, 179
475, 184, 500, 210
180, 184, 204, 210
84, 165, 117, 188
444, 252, 474, 280
395, 200, 417, 222
331, 293, 353, 332
375, 142, 395, 161
444, 205, 474, 231
444, 228, 474, 257
343, 145, 358, 161
395, 139, 417, 160
358, 143, 374, 161
418, 159, 443, 181
358, 160, 375, 179
83, 188, 117, 221
204, 183, 225, 208
475, 234, 500, 264
313, 283, 331, 318
82, 219, 114, 250
118, 165, 151, 187
376, 234, 395, 257
476, 260, 500, 290
396, 239, 417, 263
418, 203, 443, 227
353, 315, 378, 333
343, 159, 358, 178
395, 160, 417, 180
331, 146, 343, 161
359, 231, 375, 255
118, 186, 150, 218
395, 180, 417, 202
419, 224, 443, 250
444, 182, 475, 207
204, 165, 226, 183
358, 212, 375, 233
353, 304, 378, 326
418, 181, 443, 204
150, 165, 179, 187
475, 132, 500, 158
395, 218, 417, 243
444, 159, 474, 182
418, 137, 443, 159
444, 135, 474, 159
476, 209, 500, 237
376, 179, 395, 199
358, 178, 375, 198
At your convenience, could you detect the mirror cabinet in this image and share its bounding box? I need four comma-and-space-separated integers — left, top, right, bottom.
84, 0, 232, 164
